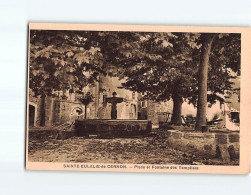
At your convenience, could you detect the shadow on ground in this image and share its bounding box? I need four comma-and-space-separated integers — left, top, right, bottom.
28, 129, 239, 165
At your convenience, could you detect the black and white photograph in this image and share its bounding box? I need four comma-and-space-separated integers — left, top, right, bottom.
26, 24, 244, 172
1, 0, 251, 194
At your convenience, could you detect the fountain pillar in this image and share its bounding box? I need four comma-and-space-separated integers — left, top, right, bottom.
105, 92, 124, 119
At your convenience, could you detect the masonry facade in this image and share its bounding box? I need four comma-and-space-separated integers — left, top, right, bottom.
28, 94, 84, 127
28, 75, 144, 127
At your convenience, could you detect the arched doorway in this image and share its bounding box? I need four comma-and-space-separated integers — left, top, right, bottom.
70, 107, 83, 121
29, 105, 35, 127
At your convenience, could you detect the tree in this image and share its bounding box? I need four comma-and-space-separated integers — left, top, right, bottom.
29, 30, 240, 128
195, 33, 240, 131
102, 32, 199, 125
29, 30, 105, 96
195, 33, 216, 131
103, 31, 240, 127
29, 30, 140, 124
29, 30, 104, 125
78, 92, 94, 119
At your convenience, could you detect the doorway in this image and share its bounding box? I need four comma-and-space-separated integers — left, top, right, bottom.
29, 105, 35, 127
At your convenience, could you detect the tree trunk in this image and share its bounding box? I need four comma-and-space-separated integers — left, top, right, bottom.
171, 95, 183, 125
40, 94, 46, 126
84, 104, 87, 119
195, 34, 216, 131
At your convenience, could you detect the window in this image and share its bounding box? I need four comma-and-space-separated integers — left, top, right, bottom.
132, 92, 136, 99
141, 101, 147, 108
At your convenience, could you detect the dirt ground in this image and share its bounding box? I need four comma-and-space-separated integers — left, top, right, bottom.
28, 130, 239, 165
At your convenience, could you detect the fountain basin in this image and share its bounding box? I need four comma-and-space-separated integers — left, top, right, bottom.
75, 119, 152, 137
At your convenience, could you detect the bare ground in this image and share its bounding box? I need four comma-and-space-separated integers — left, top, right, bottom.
28, 130, 239, 165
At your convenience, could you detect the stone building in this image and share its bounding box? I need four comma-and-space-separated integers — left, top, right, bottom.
28, 90, 84, 127
28, 75, 140, 128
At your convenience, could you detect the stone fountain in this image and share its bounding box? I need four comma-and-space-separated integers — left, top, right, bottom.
75, 91, 151, 137
105, 91, 124, 119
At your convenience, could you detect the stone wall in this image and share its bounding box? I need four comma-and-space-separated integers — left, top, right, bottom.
29, 129, 76, 140
52, 100, 83, 125
44, 97, 54, 126
75, 119, 152, 137
29, 95, 84, 127
167, 130, 240, 163
28, 95, 42, 126
146, 100, 159, 127
28, 95, 54, 127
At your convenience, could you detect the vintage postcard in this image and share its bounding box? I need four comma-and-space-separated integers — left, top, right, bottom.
26, 23, 251, 174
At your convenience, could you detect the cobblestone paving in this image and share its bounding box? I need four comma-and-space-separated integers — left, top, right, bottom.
28, 130, 238, 165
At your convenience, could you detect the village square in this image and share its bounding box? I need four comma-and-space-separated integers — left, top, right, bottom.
28, 30, 240, 165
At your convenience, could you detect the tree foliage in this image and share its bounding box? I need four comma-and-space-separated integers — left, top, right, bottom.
104, 32, 241, 125
29, 30, 241, 126
29, 30, 104, 97
117, 32, 199, 101
112, 32, 240, 104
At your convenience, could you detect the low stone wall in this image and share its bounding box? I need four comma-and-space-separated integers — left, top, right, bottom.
159, 122, 169, 129
28, 129, 76, 140
167, 130, 240, 163
75, 119, 152, 137
28, 120, 152, 140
